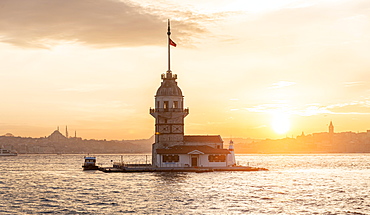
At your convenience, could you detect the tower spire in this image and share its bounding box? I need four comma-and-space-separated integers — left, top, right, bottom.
329, 121, 334, 134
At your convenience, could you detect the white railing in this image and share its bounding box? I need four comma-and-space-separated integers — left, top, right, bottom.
160, 163, 188, 168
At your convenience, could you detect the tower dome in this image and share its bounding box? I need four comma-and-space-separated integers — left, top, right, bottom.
155, 71, 183, 97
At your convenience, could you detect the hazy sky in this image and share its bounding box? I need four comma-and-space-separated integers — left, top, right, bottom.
1, 0, 370, 140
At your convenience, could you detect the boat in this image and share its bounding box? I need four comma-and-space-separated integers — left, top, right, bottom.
82, 156, 99, 170
0, 148, 18, 156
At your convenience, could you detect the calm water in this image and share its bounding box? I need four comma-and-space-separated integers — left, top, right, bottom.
1, 154, 369, 214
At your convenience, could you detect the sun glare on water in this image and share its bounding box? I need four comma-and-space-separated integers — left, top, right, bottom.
271, 114, 291, 134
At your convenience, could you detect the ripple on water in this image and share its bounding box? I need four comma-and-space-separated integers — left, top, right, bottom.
1, 154, 370, 214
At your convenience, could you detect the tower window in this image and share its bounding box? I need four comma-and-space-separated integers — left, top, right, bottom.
164, 101, 169, 110
173, 101, 178, 108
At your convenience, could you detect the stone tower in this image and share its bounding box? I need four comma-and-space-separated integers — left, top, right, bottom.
149, 20, 189, 166
150, 70, 189, 166
329, 121, 334, 134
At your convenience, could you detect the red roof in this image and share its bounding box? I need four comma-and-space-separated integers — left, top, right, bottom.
184, 135, 223, 143
157, 145, 230, 154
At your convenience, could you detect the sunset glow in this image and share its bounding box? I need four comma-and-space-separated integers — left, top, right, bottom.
1, 0, 370, 140
271, 114, 291, 135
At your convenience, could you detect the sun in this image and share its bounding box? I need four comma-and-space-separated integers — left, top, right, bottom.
271, 114, 291, 134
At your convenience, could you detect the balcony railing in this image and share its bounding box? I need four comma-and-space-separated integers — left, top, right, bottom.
150, 108, 189, 113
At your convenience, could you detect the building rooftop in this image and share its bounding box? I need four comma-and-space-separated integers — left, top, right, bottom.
156, 145, 230, 154
184, 135, 223, 143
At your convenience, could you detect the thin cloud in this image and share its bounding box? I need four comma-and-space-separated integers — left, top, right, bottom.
245, 99, 370, 116
296, 105, 332, 116
245, 103, 291, 114
344, 81, 364, 87
268, 81, 296, 89
0, 0, 208, 48
326, 101, 370, 114
58, 84, 111, 93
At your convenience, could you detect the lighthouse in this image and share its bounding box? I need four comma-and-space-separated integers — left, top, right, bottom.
150, 20, 189, 166
149, 20, 232, 168
228, 139, 236, 166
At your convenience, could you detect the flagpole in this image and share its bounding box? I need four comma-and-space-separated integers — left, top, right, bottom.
167, 19, 171, 72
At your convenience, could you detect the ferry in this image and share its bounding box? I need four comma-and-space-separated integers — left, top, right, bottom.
0, 148, 18, 156
82, 156, 99, 170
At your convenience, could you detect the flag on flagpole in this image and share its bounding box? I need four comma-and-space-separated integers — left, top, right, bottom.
169, 38, 177, 47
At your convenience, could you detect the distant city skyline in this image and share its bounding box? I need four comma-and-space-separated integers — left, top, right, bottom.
1, 120, 369, 154
2, 121, 369, 141
1, 0, 370, 140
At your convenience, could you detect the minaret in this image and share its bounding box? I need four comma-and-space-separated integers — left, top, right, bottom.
150, 20, 189, 167
65, 126, 69, 138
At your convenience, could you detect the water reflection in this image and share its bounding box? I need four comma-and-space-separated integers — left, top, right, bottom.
154, 172, 189, 183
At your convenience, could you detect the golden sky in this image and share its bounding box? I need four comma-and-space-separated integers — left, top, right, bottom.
1, 0, 370, 140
